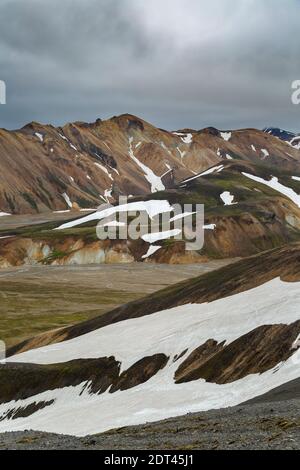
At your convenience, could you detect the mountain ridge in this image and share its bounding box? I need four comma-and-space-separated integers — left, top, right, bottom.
1, 113, 299, 214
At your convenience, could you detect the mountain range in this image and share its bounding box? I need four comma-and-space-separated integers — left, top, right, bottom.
0, 115, 300, 443
1, 115, 300, 266
0, 114, 299, 214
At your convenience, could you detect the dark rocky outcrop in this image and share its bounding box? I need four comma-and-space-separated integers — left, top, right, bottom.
175, 322, 300, 384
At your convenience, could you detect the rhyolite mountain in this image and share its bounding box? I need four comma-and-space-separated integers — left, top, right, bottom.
1, 156, 300, 266
0, 114, 300, 214
1, 114, 300, 267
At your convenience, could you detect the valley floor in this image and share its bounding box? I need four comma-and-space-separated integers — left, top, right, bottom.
0, 395, 299, 450
0, 260, 233, 348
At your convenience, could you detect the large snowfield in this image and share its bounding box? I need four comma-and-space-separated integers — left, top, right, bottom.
0, 278, 299, 436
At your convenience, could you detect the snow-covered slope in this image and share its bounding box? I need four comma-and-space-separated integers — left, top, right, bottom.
8, 278, 298, 368
242, 172, 300, 208
0, 245, 299, 436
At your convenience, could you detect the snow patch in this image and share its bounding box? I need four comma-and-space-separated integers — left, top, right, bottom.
177, 147, 186, 160
181, 133, 193, 144
181, 165, 224, 184
220, 191, 237, 206
103, 187, 113, 203
242, 173, 300, 208
35, 132, 44, 142
62, 193, 73, 209
142, 245, 162, 259
94, 162, 114, 181
173, 132, 193, 144
55, 200, 173, 230
58, 133, 68, 141
129, 138, 165, 192
160, 168, 173, 179
220, 132, 232, 141
289, 137, 300, 150
110, 166, 120, 176
261, 149, 269, 159
292, 334, 300, 351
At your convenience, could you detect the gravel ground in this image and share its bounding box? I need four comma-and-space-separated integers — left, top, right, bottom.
0, 398, 299, 450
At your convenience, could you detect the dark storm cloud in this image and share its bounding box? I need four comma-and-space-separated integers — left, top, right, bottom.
0, 0, 299, 131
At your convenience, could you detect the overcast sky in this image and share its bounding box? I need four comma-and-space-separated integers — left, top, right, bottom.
0, 0, 299, 131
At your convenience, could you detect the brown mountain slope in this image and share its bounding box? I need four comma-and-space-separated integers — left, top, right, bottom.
0, 114, 299, 214
1, 157, 300, 268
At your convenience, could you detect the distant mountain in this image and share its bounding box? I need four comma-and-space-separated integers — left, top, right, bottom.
0, 244, 299, 435
0, 114, 299, 214
264, 127, 297, 141
264, 127, 300, 149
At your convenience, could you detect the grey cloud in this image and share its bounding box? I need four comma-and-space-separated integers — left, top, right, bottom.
0, 0, 299, 132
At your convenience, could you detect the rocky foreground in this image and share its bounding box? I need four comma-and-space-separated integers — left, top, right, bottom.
0, 394, 299, 450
